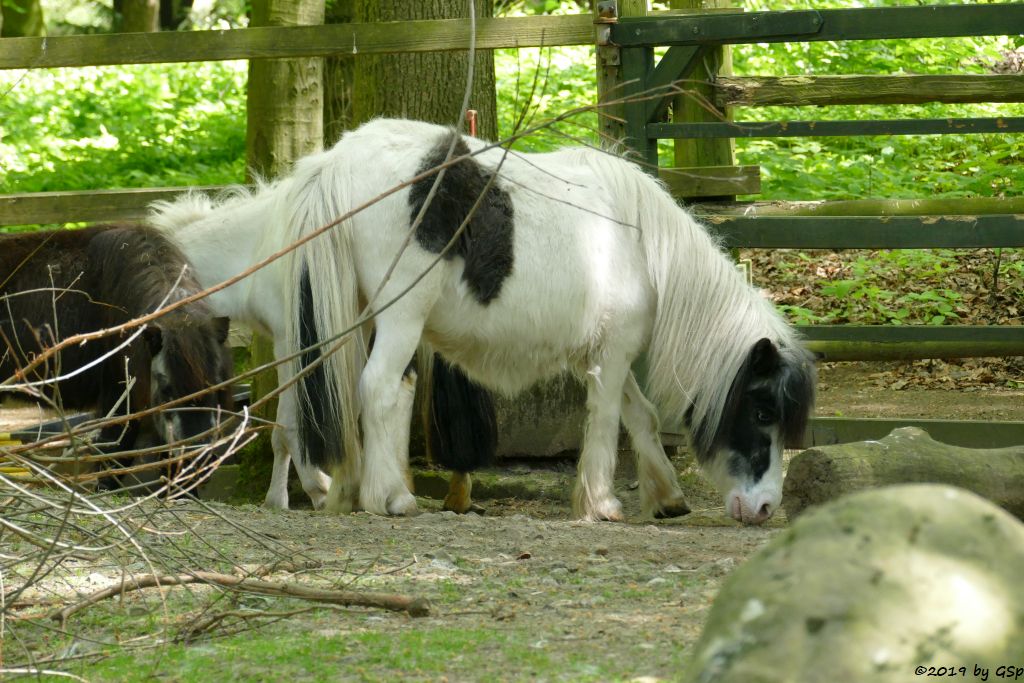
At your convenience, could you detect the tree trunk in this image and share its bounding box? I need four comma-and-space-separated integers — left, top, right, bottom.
247, 0, 324, 179
239, 0, 325, 500
1, 0, 44, 37
351, 0, 497, 139
783, 426, 1024, 520
159, 0, 193, 31
323, 0, 354, 145
120, 0, 160, 32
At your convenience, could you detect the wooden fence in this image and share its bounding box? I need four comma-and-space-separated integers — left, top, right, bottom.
2, 3, 1023, 446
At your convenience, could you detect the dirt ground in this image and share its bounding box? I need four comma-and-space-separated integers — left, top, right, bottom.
5, 478, 776, 681
816, 360, 1024, 422
4, 360, 1024, 681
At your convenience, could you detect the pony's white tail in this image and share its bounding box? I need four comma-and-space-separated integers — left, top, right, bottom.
278, 153, 366, 479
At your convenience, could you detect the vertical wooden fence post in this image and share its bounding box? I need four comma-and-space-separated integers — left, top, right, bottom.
597, 0, 648, 151
670, 0, 735, 199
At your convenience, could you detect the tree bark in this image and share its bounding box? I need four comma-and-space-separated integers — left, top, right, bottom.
247, 0, 324, 180
120, 0, 160, 32
323, 0, 354, 145
351, 0, 497, 139
241, 0, 325, 496
783, 426, 1024, 520
1, 0, 44, 37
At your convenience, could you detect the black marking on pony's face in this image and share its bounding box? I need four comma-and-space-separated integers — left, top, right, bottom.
687, 337, 815, 523
691, 337, 816, 479
723, 384, 775, 481
409, 132, 515, 305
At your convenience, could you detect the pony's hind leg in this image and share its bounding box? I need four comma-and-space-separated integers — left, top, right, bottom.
266, 375, 333, 510
293, 457, 332, 510
573, 358, 631, 522
621, 372, 690, 519
358, 320, 422, 516
266, 386, 296, 509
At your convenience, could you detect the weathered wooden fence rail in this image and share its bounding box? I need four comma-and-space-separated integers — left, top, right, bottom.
0, 14, 593, 69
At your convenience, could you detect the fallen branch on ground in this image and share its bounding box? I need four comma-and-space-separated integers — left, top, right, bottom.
783, 426, 1024, 520
178, 605, 324, 641
51, 571, 430, 626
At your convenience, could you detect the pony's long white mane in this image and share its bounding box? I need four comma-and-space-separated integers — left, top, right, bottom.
569, 150, 799, 438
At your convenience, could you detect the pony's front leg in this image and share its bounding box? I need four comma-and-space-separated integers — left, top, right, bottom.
621, 372, 691, 519
358, 323, 421, 516
573, 359, 631, 522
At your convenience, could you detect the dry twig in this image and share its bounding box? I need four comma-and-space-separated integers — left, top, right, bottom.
52, 571, 430, 627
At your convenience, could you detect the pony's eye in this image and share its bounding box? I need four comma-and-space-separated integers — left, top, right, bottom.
756, 409, 775, 425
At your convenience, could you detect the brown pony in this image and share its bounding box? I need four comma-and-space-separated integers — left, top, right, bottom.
0, 224, 234, 484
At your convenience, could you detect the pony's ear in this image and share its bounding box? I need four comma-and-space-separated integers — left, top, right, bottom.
750, 337, 781, 377
143, 325, 163, 355
213, 317, 230, 345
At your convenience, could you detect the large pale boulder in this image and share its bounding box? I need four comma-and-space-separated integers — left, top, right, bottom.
685, 484, 1024, 683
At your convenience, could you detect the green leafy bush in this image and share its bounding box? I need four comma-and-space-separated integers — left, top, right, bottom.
0, 60, 247, 192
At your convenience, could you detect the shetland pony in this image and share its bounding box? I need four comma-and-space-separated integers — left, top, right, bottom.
152, 118, 816, 524
0, 225, 234, 480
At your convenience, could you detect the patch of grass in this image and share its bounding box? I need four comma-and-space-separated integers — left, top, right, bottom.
70, 622, 671, 682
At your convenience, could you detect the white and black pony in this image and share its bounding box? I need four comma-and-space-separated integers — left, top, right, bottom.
153, 118, 815, 524
0, 224, 234, 484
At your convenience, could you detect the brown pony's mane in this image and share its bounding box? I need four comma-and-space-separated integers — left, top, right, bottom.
0, 223, 232, 452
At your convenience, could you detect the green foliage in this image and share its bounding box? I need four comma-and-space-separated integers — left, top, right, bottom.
495, 45, 599, 152
767, 248, 975, 326
0, 60, 247, 193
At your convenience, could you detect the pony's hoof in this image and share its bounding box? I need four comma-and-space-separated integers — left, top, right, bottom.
324, 496, 355, 514
307, 491, 328, 511
443, 496, 486, 515
580, 497, 624, 522
653, 496, 692, 519
387, 491, 419, 517
263, 493, 289, 511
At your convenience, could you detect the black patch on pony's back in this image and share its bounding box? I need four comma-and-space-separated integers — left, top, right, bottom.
297, 264, 342, 470
409, 131, 515, 304
688, 338, 816, 472
428, 355, 496, 473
